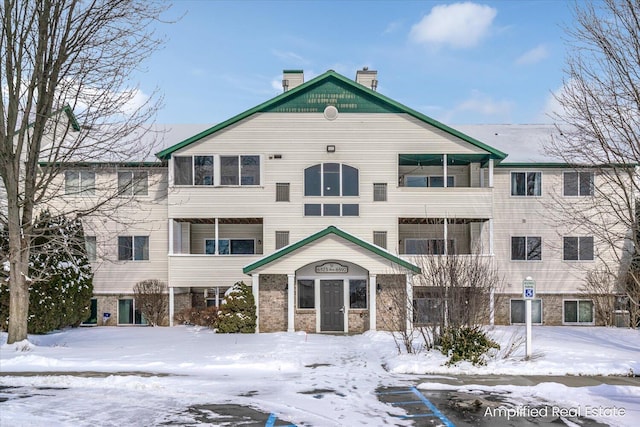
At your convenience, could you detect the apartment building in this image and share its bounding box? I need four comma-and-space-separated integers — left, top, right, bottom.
64, 69, 623, 331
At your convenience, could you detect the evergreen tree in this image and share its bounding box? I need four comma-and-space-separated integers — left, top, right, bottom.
215, 281, 257, 333
0, 211, 93, 334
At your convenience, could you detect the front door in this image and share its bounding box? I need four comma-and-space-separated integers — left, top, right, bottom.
320, 280, 344, 332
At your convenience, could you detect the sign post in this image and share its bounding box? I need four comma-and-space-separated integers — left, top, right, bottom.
523, 277, 535, 360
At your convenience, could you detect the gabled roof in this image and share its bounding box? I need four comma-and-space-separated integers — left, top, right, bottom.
156, 70, 508, 161
243, 225, 421, 274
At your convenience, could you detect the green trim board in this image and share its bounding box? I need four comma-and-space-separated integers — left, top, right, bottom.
497, 162, 637, 169
156, 70, 508, 162
242, 225, 421, 274
39, 161, 164, 168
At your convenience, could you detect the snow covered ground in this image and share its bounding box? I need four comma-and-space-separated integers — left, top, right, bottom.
0, 325, 638, 426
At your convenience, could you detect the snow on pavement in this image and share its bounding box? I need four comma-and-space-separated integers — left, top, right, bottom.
0, 325, 638, 426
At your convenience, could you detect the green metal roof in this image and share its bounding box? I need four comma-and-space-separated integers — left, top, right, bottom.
242, 225, 421, 274
156, 70, 508, 161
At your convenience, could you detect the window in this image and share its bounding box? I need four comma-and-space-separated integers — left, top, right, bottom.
118, 299, 147, 325
304, 203, 359, 216
298, 280, 315, 308
564, 300, 594, 324
373, 183, 387, 201
405, 239, 455, 255
304, 204, 321, 216
323, 204, 340, 216
564, 172, 593, 196
563, 236, 594, 261
276, 183, 290, 202
511, 236, 542, 261
342, 204, 359, 216
349, 279, 367, 309
204, 238, 255, 255
510, 299, 542, 324
174, 155, 259, 185
413, 288, 444, 325
221, 155, 260, 185
174, 156, 193, 185
65, 171, 95, 195
511, 172, 541, 196
373, 231, 387, 249
118, 236, 149, 261
118, 171, 148, 196
406, 176, 454, 187
85, 236, 96, 261
275, 231, 289, 249
194, 156, 214, 185
304, 163, 359, 196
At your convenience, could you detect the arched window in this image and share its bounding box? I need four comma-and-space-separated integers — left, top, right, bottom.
304, 163, 359, 197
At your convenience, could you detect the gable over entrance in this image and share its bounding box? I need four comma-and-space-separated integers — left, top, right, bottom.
243, 225, 420, 275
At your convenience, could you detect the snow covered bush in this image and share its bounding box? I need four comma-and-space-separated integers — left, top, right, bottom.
133, 279, 168, 326
439, 325, 500, 366
215, 281, 256, 333
0, 211, 94, 333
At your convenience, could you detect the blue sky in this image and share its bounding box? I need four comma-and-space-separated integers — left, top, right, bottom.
142, 0, 576, 125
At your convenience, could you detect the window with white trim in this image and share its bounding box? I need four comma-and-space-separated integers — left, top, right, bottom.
204, 238, 255, 255
510, 299, 542, 324
221, 155, 260, 185
563, 300, 594, 324
304, 163, 359, 196
85, 236, 96, 261
173, 155, 260, 186
304, 203, 359, 216
563, 236, 594, 261
511, 236, 542, 261
563, 171, 593, 196
297, 280, 315, 309
118, 171, 148, 196
65, 171, 95, 195
118, 236, 149, 261
349, 279, 367, 309
118, 299, 147, 325
511, 171, 541, 196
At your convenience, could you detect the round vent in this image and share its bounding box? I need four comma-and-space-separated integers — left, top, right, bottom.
323, 105, 339, 121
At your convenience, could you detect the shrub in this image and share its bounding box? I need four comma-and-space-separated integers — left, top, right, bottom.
133, 279, 168, 326
215, 281, 256, 333
439, 326, 500, 366
174, 306, 219, 328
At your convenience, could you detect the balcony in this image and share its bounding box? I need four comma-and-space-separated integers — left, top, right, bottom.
398, 218, 491, 256
168, 217, 263, 288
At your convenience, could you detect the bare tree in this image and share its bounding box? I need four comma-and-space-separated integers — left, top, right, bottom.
579, 268, 618, 326
133, 279, 168, 327
0, 1, 169, 343
384, 253, 504, 354
546, 0, 640, 326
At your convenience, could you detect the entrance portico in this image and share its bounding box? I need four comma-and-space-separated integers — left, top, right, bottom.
243, 226, 421, 334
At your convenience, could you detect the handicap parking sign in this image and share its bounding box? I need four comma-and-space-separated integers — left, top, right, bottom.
523, 278, 535, 299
